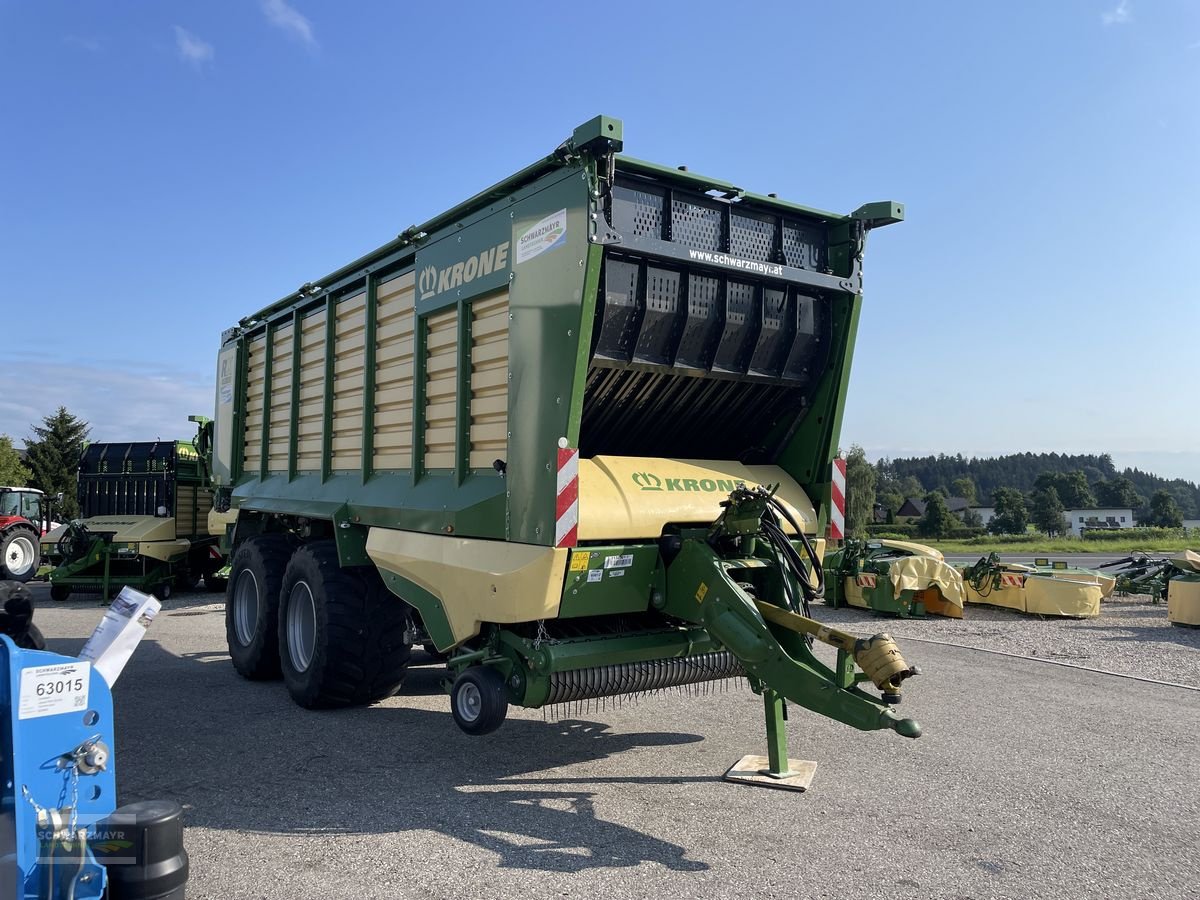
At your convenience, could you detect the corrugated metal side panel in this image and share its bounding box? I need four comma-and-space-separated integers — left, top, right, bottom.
424, 307, 458, 470
331, 290, 367, 472
267, 324, 294, 473
174, 485, 213, 538
242, 335, 268, 472
373, 273, 415, 471
469, 290, 509, 469
296, 308, 327, 471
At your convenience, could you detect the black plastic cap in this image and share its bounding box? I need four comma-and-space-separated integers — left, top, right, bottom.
94, 799, 189, 900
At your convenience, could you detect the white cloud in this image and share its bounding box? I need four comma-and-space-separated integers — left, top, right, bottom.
0, 357, 213, 448
1101, 0, 1132, 25
173, 25, 214, 67
260, 0, 316, 47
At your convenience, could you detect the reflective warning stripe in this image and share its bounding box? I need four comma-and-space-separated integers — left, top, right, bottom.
855, 573, 877, 589
829, 457, 846, 541
1000, 572, 1025, 588
555, 445, 579, 548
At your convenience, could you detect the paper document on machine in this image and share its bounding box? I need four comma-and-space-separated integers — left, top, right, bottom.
79, 586, 162, 686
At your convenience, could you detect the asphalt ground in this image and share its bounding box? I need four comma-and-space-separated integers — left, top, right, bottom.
25, 582, 1200, 900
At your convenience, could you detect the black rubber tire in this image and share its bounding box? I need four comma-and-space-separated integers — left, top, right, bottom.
277, 540, 411, 709
22, 623, 46, 651
450, 666, 509, 736
1, 527, 39, 583
225, 534, 293, 680
156, 581, 173, 601
50, 584, 72, 602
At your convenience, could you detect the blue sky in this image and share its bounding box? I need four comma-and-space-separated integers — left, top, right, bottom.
2, 1, 1198, 480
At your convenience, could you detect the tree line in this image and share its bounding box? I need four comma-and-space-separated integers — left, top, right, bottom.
844, 446, 1193, 538
0, 407, 91, 520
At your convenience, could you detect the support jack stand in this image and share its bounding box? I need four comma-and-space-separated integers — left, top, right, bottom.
724, 689, 816, 792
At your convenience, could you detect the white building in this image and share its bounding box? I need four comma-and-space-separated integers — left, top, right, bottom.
1064, 508, 1134, 537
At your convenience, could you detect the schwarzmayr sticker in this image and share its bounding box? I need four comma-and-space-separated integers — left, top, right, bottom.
515, 208, 567, 265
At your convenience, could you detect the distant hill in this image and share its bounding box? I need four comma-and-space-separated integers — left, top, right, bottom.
877, 452, 1200, 518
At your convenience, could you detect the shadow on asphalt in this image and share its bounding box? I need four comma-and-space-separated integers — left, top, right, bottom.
72, 638, 711, 874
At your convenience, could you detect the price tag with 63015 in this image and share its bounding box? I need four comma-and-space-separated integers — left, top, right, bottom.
18, 661, 90, 719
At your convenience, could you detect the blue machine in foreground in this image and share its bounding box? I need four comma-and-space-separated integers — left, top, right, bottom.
1, 630, 188, 899
1, 633, 115, 898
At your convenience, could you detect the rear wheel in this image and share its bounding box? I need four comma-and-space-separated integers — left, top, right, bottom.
225, 534, 293, 680
50, 584, 71, 602
1, 528, 39, 583
450, 666, 509, 735
277, 541, 411, 709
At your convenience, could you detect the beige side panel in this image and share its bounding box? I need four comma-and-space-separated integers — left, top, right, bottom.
331, 290, 366, 472
424, 307, 458, 470
80, 515, 176, 543
139, 539, 191, 563
469, 291, 509, 469
267, 324, 294, 473
295, 308, 327, 471
243, 335, 268, 472
174, 486, 213, 538
366, 528, 568, 646
373, 273, 415, 471
1167, 577, 1200, 626
577, 456, 818, 541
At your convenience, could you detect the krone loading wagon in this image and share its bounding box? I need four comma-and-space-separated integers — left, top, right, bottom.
212, 116, 916, 774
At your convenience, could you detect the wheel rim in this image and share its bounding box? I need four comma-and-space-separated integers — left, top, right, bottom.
232, 569, 260, 646
286, 581, 317, 673
6, 535, 35, 576
456, 681, 482, 723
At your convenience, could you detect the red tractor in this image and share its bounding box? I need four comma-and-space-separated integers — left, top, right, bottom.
0, 487, 50, 583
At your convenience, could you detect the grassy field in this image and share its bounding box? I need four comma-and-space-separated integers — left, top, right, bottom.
913, 536, 1195, 555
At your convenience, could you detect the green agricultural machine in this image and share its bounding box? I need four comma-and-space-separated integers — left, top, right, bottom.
213, 115, 915, 782
42, 417, 226, 601
824, 538, 966, 618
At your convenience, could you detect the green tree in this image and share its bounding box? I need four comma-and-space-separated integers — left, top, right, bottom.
26, 407, 89, 520
951, 476, 977, 505
961, 507, 983, 528
1030, 486, 1066, 536
918, 491, 953, 539
1034, 470, 1095, 509
988, 487, 1029, 535
0, 436, 31, 488
843, 445, 876, 539
1146, 490, 1183, 528
1095, 476, 1141, 509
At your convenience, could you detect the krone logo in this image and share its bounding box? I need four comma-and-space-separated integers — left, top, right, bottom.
418, 240, 510, 301
633, 472, 662, 491
418, 265, 438, 297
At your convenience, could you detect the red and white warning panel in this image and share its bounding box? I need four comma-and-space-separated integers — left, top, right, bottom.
1000, 572, 1025, 588
555, 444, 579, 548
829, 456, 846, 541
855, 573, 878, 589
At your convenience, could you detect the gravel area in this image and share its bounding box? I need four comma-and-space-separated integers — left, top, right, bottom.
818, 595, 1200, 688
22, 584, 1200, 899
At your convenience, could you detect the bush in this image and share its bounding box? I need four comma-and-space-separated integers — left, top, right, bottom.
1079, 527, 1186, 544
866, 524, 917, 538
